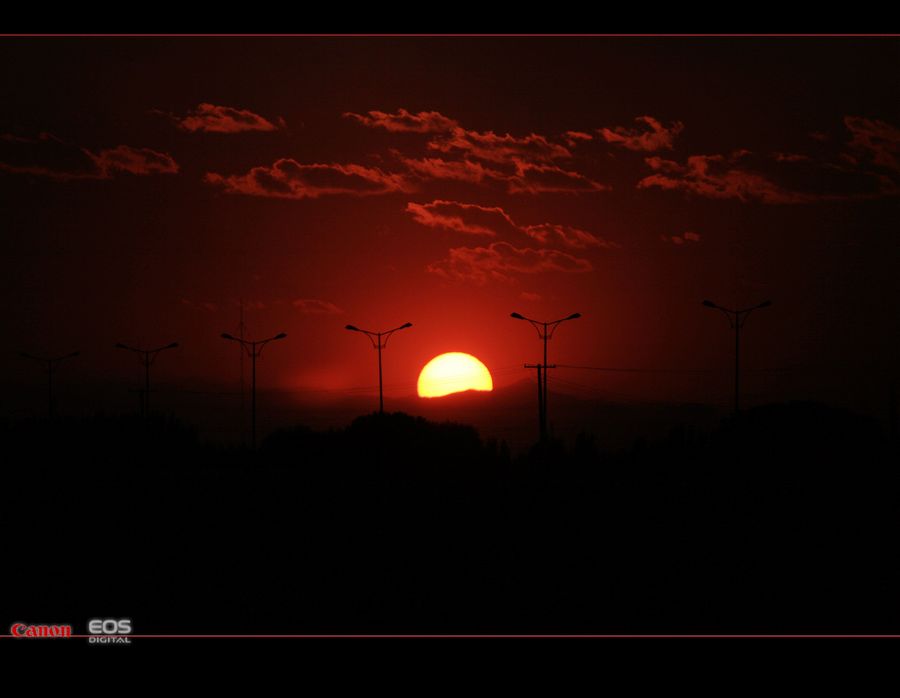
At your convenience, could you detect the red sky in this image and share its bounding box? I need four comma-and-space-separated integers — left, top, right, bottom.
2, 37, 899, 422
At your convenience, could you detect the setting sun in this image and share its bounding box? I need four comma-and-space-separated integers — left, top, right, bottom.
417, 353, 494, 398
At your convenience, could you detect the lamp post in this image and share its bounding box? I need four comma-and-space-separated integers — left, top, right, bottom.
702, 299, 772, 414
345, 322, 413, 414
115, 342, 179, 417
19, 351, 80, 418
510, 312, 581, 441
221, 331, 287, 450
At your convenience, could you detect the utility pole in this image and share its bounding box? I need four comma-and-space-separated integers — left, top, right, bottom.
221, 331, 287, 449
115, 342, 179, 417
525, 363, 545, 440
511, 312, 581, 441
19, 351, 80, 418
889, 381, 897, 445
345, 322, 413, 414
702, 300, 772, 414
239, 299, 246, 444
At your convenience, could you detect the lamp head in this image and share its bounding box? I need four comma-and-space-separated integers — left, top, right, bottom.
274, 333, 287, 340
566, 313, 582, 320
345, 325, 359, 332
702, 300, 717, 309
758, 300, 773, 309
221, 333, 235, 341
166, 342, 179, 349
400, 322, 413, 329
510, 312, 525, 320
115, 343, 128, 349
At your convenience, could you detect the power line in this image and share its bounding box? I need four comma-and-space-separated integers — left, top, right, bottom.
556, 364, 713, 374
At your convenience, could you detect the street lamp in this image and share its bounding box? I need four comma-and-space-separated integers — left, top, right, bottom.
221, 331, 287, 450
702, 299, 772, 414
19, 350, 80, 418
115, 342, 179, 417
345, 322, 413, 414
510, 312, 581, 441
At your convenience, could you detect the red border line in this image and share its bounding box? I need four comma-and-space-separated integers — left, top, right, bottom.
2, 34, 900, 38
6, 634, 900, 639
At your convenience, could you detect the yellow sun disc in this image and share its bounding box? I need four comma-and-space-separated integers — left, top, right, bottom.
417, 352, 494, 398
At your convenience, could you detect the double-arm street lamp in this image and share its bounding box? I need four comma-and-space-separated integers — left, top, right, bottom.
221, 331, 287, 450
702, 299, 772, 414
19, 350, 80, 418
345, 322, 413, 414
510, 312, 581, 441
115, 342, 179, 417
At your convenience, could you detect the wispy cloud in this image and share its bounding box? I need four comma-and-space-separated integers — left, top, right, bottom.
399, 156, 501, 185
347, 109, 573, 164
180, 298, 219, 312
563, 130, 594, 147
427, 242, 594, 284
407, 200, 617, 251
398, 155, 607, 194
661, 231, 701, 246
292, 299, 344, 314
163, 103, 283, 133
0, 133, 178, 180
638, 152, 817, 204
343, 108, 459, 133
506, 162, 610, 194
599, 116, 684, 152
406, 200, 517, 237
347, 108, 610, 193
205, 159, 412, 199
428, 128, 572, 165
523, 223, 621, 250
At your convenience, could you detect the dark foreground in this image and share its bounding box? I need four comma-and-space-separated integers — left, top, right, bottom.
4, 403, 899, 635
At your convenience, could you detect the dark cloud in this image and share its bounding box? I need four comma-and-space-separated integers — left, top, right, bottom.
91, 146, 179, 176
844, 116, 900, 173
640, 139, 900, 203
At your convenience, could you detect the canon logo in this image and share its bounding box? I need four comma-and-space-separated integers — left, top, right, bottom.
10, 623, 72, 638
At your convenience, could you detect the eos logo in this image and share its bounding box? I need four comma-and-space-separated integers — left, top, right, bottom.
88, 619, 132, 644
